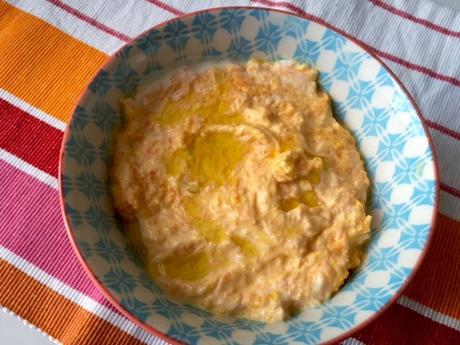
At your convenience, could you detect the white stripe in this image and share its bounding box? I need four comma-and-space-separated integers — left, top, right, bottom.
5, 0, 124, 55
165, 0, 250, 13
0, 149, 58, 189
439, 190, 460, 222
0, 89, 66, 131
0, 246, 168, 345
5, 3, 460, 201
1, 0, 457, 342
6, 0, 460, 136
1, 307, 62, 345
7, 0, 460, 137
429, 129, 460, 193
61, 0, 175, 38
384, 0, 460, 33
340, 338, 366, 345
398, 296, 460, 332
321, 0, 460, 79
250, 0, 460, 80
163, 0, 460, 134
382, 59, 460, 137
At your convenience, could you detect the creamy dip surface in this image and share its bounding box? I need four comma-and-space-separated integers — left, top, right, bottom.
111, 60, 372, 322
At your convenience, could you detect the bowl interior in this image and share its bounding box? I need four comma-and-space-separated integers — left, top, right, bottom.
61, 8, 436, 345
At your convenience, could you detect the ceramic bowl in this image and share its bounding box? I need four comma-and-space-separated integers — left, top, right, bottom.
60, 7, 438, 345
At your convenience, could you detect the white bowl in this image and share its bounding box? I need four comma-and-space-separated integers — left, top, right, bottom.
60, 7, 438, 345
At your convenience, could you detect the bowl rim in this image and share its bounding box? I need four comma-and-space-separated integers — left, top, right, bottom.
59, 5, 440, 345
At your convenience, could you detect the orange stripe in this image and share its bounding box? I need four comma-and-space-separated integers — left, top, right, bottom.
0, 2, 107, 122
0, 259, 146, 345
404, 213, 460, 320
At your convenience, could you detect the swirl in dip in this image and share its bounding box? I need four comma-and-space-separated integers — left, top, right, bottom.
111, 60, 371, 322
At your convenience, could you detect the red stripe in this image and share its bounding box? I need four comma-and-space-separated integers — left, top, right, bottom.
0, 99, 63, 177
440, 182, 460, 198
369, 0, 460, 38
145, 0, 185, 16
404, 213, 460, 320
45, 0, 131, 42
2, 95, 460, 201
425, 119, 460, 141
354, 303, 460, 344
250, 0, 460, 88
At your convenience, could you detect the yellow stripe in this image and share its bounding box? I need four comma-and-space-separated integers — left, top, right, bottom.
0, 2, 108, 122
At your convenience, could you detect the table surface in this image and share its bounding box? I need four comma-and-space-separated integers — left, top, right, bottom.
1, 0, 458, 344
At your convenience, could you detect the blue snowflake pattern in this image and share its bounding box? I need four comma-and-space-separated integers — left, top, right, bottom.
321, 30, 347, 51
399, 222, 430, 250
249, 9, 269, 21
167, 322, 201, 345
356, 287, 392, 311
284, 16, 309, 38
65, 203, 84, 227
412, 183, 436, 205
72, 106, 90, 130
66, 135, 97, 167
61, 9, 436, 345
346, 80, 378, 110
293, 40, 320, 65
220, 9, 246, 34
232, 318, 265, 332
151, 295, 185, 321
321, 305, 356, 329
367, 247, 400, 271
285, 321, 322, 344
201, 319, 235, 341
92, 237, 124, 263
163, 20, 190, 57
120, 296, 152, 321
228, 37, 253, 60
255, 23, 282, 56
115, 45, 134, 63
192, 12, 218, 42
136, 30, 162, 56
92, 101, 119, 133
137, 271, 163, 294
143, 59, 163, 75
89, 70, 112, 96
75, 171, 105, 201
104, 267, 137, 295
390, 157, 418, 185
85, 205, 114, 233
78, 240, 93, 258
387, 267, 412, 291
97, 139, 112, 166
61, 175, 73, 196
112, 63, 141, 96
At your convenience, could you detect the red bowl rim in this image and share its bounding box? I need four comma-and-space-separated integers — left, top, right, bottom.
58, 6, 440, 345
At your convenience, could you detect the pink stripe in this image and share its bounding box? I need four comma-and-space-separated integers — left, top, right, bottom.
250, 0, 460, 88
369, 0, 460, 38
145, 0, 185, 16
0, 160, 114, 309
45, 0, 131, 42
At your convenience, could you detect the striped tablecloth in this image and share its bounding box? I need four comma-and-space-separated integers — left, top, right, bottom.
1, 0, 459, 344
